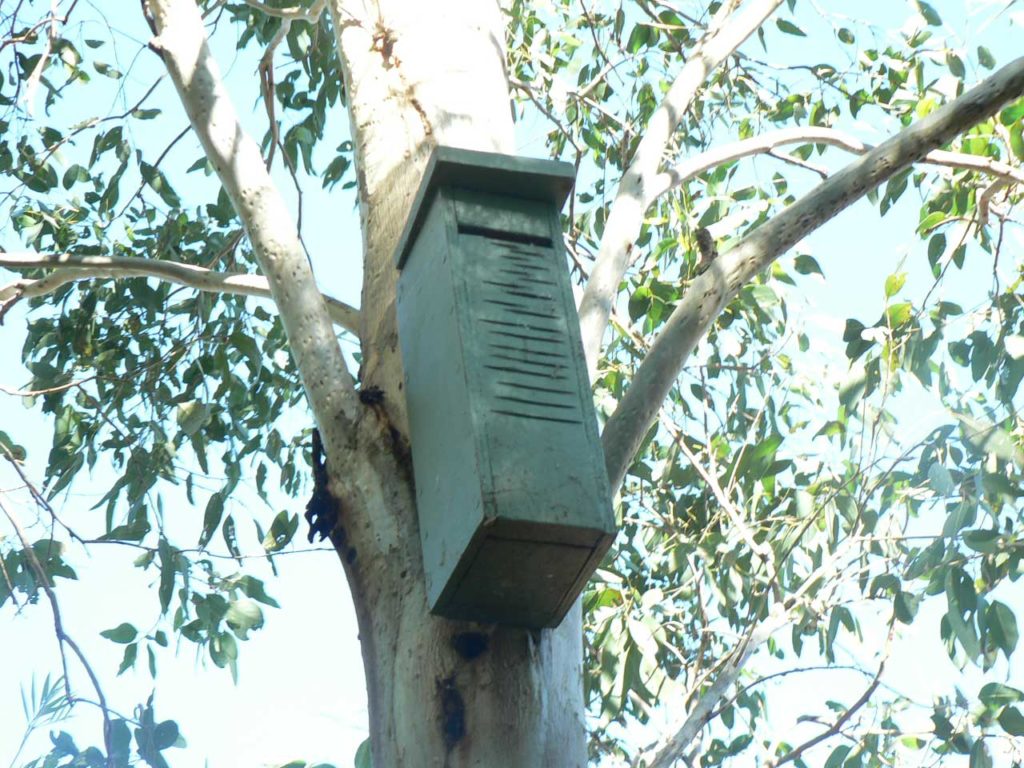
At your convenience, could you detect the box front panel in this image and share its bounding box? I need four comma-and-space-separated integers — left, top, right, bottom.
451, 193, 612, 534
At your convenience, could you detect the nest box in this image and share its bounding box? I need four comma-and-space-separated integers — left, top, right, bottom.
394, 146, 616, 629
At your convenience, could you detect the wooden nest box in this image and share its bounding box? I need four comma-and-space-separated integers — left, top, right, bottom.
394, 146, 617, 629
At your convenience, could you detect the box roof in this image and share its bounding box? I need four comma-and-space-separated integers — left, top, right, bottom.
394, 146, 576, 269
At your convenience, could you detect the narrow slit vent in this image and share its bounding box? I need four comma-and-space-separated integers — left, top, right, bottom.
457, 223, 553, 247
463, 233, 583, 426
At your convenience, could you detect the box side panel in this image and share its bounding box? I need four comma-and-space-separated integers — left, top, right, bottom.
450, 190, 615, 536
540, 205, 616, 534
396, 193, 485, 609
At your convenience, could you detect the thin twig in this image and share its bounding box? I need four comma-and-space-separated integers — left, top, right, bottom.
1, 445, 84, 544
667, 421, 773, 561
0, 493, 114, 765
241, 0, 325, 22
769, 619, 897, 767
652, 126, 1024, 201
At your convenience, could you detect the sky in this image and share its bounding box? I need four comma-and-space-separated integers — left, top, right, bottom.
2, 1, 1024, 767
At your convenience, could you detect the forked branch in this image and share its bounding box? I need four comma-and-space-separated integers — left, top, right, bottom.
601, 56, 1024, 489
144, 0, 360, 445
576, 0, 784, 372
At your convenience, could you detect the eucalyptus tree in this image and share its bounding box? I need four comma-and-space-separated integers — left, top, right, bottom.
2, 0, 1024, 766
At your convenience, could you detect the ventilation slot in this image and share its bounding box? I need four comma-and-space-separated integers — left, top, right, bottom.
462, 233, 583, 426
458, 224, 552, 247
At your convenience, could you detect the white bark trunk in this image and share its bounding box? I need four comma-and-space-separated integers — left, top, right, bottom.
148, 0, 589, 763
327, 1, 588, 764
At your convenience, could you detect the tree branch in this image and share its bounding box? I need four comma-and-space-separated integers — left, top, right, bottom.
638, 605, 790, 768
20, 0, 59, 115
144, 0, 360, 450
0, 252, 360, 334
241, 0, 326, 22
0, 490, 114, 765
639, 539, 861, 767
576, 0, 784, 373
768, 619, 896, 767
649, 125, 1024, 199
602, 56, 1024, 490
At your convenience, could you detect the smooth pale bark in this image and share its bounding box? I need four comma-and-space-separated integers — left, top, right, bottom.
650, 126, 1024, 201
142, 5, 586, 766
326, 1, 587, 765
602, 56, 1024, 490
576, 0, 784, 373
0, 252, 360, 333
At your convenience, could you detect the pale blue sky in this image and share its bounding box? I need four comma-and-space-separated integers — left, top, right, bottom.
2, 1, 1024, 766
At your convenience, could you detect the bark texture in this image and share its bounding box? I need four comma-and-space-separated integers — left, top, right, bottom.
149, 0, 588, 763
327, 1, 587, 764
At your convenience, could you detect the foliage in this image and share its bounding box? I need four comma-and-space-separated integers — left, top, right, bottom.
1, 1, 1023, 766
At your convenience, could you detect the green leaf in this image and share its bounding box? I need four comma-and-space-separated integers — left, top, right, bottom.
999, 706, 1024, 736
970, 741, 992, 768
117, 643, 138, 675
884, 272, 907, 298
627, 618, 658, 660
979, 682, 1023, 708
1000, 98, 1024, 126
794, 254, 823, 276
776, 19, 806, 36
199, 492, 225, 549
946, 53, 964, 79
824, 744, 851, 768
140, 162, 181, 208
263, 510, 298, 553
749, 284, 779, 308
93, 61, 123, 79
916, 0, 942, 25
927, 463, 954, 495
223, 515, 241, 560
236, 575, 280, 608
61, 164, 90, 189
978, 46, 995, 69
354, 738, 373, 768
152, 720, 180, 749
954, 413, 1024, 465
963, 529, 1001, 554
886, 302, 912, 327
0, 430, 26, 461
895, 591, 921, 624
625, 24, 652, 54
918, 210, 945, 233
157, 539, 175, 615
628, 285, 652, 321
100, 623, 137, 644
987, 601, 1018, 658
1010, 122, 1024, 161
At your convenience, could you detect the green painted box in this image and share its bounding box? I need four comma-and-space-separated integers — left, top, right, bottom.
394, 146, 616, 629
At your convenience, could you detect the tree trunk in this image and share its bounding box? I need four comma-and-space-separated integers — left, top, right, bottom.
326, 2, 588, 764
